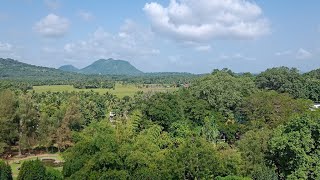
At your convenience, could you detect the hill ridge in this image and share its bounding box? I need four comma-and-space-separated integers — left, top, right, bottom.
59, 58, 143, 75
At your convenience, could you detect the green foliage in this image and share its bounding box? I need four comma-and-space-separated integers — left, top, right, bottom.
237, 129, 277, 179
0, 90, 18, 154
63, 119, 244, 179
201, 116, 219, 143
2, 63, 320, 180
215, 176, 251, 180
256, 66, 320, 101
191, 71, 257, 118
0, 160, 13, 180
268, 114, 320, 179
46, 167, 63, 180
143, 93, 185, 130
17, 159, 46, 180
255, 67, 305, 97
241, 91, 312, 128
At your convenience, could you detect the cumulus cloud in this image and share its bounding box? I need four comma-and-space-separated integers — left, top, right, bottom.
63, 20, 159, 66
0, 42, 13, 52
296, 48, 312, 59
0, 42, 20, 59
144, 0, 270, 43
78, 11, 94, 21
34, 14, 69, 38
275, 48, 312, 60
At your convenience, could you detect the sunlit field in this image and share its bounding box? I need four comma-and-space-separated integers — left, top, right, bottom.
32, 84, 177, 97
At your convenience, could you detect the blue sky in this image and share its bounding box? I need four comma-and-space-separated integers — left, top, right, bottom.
0, 0, 319, 73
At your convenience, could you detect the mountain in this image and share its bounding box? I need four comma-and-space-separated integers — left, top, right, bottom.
0, 58, 76, 79
59, 58, 143, 75
58, 65, 79, 73
0, 58, 198, 85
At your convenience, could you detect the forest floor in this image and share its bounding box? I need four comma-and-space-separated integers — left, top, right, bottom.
3, 153, 63, 179
32, 84, 177, 97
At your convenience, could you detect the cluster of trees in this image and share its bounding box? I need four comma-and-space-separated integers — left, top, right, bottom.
256, 67, 320, 101
0, 90, 131, 154
0, 67, 320, 179
17, 159, 62, 180
72, 80, 115, 89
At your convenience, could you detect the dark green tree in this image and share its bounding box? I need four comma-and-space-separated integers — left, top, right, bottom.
0, 160, 12, 180
17, 159, 46, 180
268, 114, 320, 179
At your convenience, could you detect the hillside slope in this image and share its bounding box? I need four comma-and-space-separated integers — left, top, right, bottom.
78, 58, 143, 75
58, 65, 79, 73
0, 58, 76, 79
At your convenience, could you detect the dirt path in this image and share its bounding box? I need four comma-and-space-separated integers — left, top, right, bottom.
7, 153, 63, 164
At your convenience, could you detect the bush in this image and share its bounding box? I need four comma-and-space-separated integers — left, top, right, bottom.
17, 159, 46, 180
216, 175, 251, 180
46, 167, 63, 180
0, 160, 12, 180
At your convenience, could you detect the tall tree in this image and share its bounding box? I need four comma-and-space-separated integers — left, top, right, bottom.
191, 71, 257, 118
268, 114, 320, 179
0, 90, 18, 155
17, 93, 39, 155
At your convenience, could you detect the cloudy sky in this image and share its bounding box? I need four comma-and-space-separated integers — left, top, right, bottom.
0, 0, 319, 73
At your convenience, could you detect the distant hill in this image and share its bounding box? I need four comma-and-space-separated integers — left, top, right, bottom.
58, 65, 79, 73
0, 58, 198, 85
0, 58, 77, 80
59, 58, 143, 75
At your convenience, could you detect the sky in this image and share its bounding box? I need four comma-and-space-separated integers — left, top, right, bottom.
0, 0, 319, 74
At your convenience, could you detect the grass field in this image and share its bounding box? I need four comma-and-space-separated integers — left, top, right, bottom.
32, 84, 177, 98
3, 153, 63, 179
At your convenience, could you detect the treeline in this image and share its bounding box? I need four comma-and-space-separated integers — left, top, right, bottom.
72, 80, 115, 89
0, 67, 320, 179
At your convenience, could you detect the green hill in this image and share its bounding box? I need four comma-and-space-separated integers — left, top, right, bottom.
58, 65, 79, 73
0, 58, 76, 80
79, 58, 143, 75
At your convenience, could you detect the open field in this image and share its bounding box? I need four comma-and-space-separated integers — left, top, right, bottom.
3, 153, 63, 179
32, 84, 177, 98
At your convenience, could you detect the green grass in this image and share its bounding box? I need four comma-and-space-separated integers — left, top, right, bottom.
3, 153, 63, 179
32, 84, 177, 98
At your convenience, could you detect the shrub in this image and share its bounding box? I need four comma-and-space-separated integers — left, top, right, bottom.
0, 160, 12, 180
17, 159, 46, 180
46, 167, 63, 180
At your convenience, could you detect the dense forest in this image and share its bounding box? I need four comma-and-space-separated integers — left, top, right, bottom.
0, 66, 320, 179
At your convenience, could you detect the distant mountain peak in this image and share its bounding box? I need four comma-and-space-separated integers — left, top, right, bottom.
58, 65, 79, 73
59, 58, 143, 75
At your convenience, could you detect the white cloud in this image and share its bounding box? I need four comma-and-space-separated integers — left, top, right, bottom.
219, 53, 256, 61
296, 48, 312, 59
34, 14, 69, 38
78, 11, 94, 21
0, 42, 20, 59
0, 42, 13, 52
195, 45, 211, 52
144, 0, 270, 43
275, 50, 292, 56
44, 0, 60, 10
63, 20, 159, 66
275, 48, 312, 60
